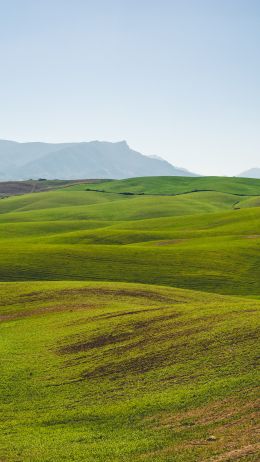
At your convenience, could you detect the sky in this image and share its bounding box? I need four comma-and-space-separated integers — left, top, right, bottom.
0, 0, 259, 176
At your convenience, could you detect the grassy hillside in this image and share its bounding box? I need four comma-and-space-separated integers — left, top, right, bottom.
0, 190, 246, 221
0, 184, 259, 296
70, 176, 260, 196
0, 281, 259, 462
0, 176, 259, 461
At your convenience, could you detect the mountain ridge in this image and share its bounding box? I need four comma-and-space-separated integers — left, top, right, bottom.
0, 139, 197, 180
238, 167, 260, 179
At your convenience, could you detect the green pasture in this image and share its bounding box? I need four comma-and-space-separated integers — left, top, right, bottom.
70, 175, 260, 196
0, 178, 259, 296
0, 176, 259, 461
0, 281, 259, 462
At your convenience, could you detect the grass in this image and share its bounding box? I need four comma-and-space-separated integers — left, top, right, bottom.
0, 187, 259, 296
0, 189, 249, 222
70, 175, 260, 196
0, 281, 259, 462
0, 176, 259, 461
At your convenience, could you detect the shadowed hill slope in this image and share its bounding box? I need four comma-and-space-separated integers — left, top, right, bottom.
0, 179, 102, 198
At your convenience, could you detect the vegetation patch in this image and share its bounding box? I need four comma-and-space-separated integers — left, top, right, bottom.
0, 176, 259, 461
0, 281, 259, 461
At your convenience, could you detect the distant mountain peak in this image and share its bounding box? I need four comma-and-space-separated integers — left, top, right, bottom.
0, 139, 197, 180
238, 167, 260, 179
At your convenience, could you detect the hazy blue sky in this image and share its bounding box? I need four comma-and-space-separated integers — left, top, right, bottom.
0, 0, 259, 175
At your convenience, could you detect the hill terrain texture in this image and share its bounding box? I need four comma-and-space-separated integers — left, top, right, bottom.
0, 176, 259, 462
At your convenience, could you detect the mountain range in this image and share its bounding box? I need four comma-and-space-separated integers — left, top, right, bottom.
0, 140, 196, 180
238, 168, 260, 179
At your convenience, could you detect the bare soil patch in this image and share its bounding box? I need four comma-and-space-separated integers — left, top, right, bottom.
0, 302, 98, 322
209, 443, 260, 461
56, 287, 176, 303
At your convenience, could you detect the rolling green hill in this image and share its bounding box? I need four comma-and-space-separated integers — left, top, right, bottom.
0, 190, 246, 222
0, 180, 259, 296
70, 175, 260, 196
0, 281, 259, 462
0, 176, 259, 461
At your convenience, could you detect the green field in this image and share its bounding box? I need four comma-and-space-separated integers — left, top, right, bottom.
0, 176, 259, 461
72, 175, 260, 196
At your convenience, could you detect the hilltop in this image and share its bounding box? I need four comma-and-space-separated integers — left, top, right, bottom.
74, 175, 260, 196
